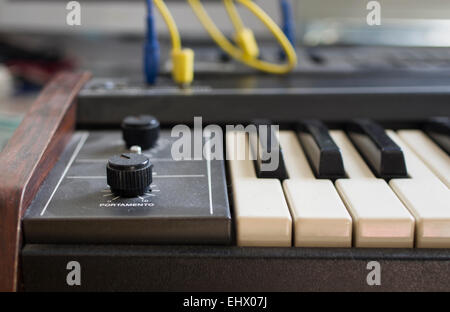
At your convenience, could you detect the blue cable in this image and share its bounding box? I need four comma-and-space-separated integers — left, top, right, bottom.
279, 0, 295, 60
144, 0, 160, 85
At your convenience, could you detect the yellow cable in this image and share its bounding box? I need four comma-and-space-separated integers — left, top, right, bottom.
154, 0, 194, 86
234, 0, 297, 72
224, 0, 259, 59
188, 0, 297, 74
223, 0, 244, 33
153, 0, 181, 51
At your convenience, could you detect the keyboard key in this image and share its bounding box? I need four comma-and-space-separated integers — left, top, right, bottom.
346, 119, 407, 179
279, 131, 352, 247
387, 131, 441, 180
226, 131, 292, 247
397, 130, 450, 188
335, 179, 415, 247
386, 130, 450, 248
284, 179, 352, 247
329, 131, 374, 179
278, 131, 315, 180
424, 117, 450, 154
330, 131, 415, 248
226, 129, 255, 180
251, 120, 288, 180
389, 179, 450, 248
297, 120, 345, 179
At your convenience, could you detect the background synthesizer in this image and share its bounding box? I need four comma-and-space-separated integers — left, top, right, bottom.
77, 46, 450, 126
0, 72, 449, 291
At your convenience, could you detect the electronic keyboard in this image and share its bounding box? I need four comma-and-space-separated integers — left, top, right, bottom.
0, 72, 449, 292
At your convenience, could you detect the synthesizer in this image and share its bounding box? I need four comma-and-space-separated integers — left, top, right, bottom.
77, 46, 450, 125
0, 72, 449, 292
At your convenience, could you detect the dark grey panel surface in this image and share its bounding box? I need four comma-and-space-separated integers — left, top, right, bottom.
77, 73, 450, 125
22, 244, 450, 291
23, 130, 231, 244
77, 46, 450, 125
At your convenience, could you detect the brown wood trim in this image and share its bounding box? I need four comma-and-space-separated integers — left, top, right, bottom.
0, 71, 91, 291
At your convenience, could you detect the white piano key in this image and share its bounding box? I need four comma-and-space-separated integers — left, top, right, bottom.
278, 131, 315, 179
390, 179, 450, 248
397, 130, 450, 187
226, 131, 292, 247
335, 179, 414, 247
279, 131, 352, 247
234, 179, 293, 247
386, 130, 450, 248
329, 131, 374, 179
387, 130, 441, 180
283, 179, 352, 247
331, 130, 415, 248
226, 129, 256, 180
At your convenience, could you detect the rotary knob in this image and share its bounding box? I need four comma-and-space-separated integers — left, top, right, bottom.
122, 115, 160, 150
106, 153, 153, 197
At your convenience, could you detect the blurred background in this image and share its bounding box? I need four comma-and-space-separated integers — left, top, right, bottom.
1, 0, 450, 148
1, 0, 450, 42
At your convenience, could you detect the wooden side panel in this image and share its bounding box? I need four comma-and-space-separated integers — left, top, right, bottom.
0, 72, 91, 291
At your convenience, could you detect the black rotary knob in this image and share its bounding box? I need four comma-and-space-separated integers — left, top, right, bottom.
106, 153, 153, 197
122, 115, 160, 150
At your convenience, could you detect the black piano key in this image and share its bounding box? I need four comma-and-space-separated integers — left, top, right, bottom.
252, 119, 288, 180
424, 117, 450, 154
346, 119, 407, 179
297, 119, 346, 179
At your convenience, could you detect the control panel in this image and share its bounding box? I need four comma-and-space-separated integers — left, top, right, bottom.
23, 116, 231, 245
